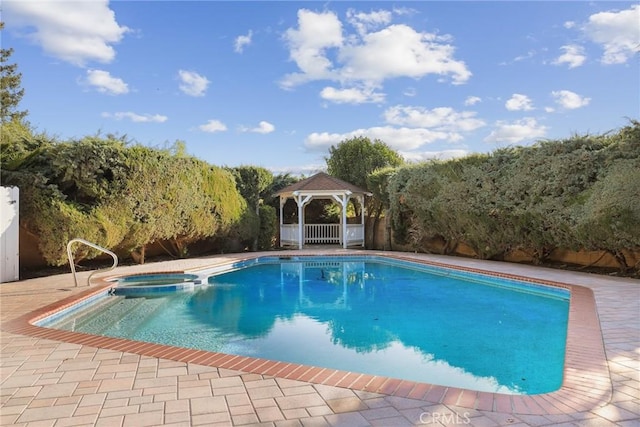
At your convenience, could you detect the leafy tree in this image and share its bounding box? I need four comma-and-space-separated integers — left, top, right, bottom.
230, 166, 274, 251
263, 173, 303, 232
258, 204, 277, 250
387, 122, 640, 272
576, 159, 640, 271
209, 207, 258, 253
0, 120, 51, 176
386, 164, 419, 246
231, 166, 273, 210
121, 147, 246, 261
326, 136, 403, 190
0, 22, 28, 124
325, 136, 404, 246
388, 159, 476, 253
367, 167, 397, 249
1, 135, 127, 264
263, 172, 299, 208
2, 131, 247, 265
49, 136, 129, 204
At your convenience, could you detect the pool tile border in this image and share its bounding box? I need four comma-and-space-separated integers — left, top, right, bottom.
1, 253, 612, 415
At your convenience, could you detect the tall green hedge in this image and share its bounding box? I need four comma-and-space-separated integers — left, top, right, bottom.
388, 122, 640, 271
1, 132, 247, 265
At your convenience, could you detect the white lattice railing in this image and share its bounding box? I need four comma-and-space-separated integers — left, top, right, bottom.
305, 224, 340, 244
280, 223, 365, 246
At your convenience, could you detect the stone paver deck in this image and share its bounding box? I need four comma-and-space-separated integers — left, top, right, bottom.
1, 250, 638, 426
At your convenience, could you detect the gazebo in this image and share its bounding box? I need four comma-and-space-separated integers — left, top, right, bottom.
274, 172, 372, 249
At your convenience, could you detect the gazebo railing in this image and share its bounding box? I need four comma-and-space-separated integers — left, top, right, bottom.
305, 224, 340, 244
280, 224, 365, 247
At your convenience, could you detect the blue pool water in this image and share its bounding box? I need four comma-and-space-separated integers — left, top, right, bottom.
42, 256, 570, 394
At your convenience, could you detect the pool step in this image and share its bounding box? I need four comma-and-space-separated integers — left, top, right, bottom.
60, 297, 149, 335
98, 296, 170, 338
48, 295, 124, 332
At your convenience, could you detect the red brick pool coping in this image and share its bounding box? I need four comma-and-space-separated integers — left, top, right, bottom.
1, 254, 612, 415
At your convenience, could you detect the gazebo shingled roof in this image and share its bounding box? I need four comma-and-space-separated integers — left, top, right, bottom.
275, 172, 371, 196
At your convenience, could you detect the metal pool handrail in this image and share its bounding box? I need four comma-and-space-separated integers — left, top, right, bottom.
66, 238, 118, 287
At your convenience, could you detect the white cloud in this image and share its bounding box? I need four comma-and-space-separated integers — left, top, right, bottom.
270, 163, 326, 177
484, 118, 547, 144
505, 94, 534, 111
198, 119, 227, 133
234, 30, 253, 53
551, 90, 591, 110
102, 112, 167, 123
254, 121, 275, 134
583, 5, 640, 65
392, 7, 417, 17
500, 50, 538, 66
553, 44, 587, 68
305, 104, 484, 154
564, 21, 576, 29
513, 50, 536, 62
280, 9, 471, 91
338, 24, 471, 85
85, 69, 128, 95
305, 126, 454, 152
281, 9, 344, 87
320, 86, 385, 104
383, 106, 485, 133
4, 0, 129, 66
464, 96, 481, 106
403, 87, 417, 97
241, 121, 275, 134
346, 8, 393, 36
178, 70, 210, 97
304, 131, 344, 150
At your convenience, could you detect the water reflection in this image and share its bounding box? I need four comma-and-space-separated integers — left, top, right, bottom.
192, 261, 569, 394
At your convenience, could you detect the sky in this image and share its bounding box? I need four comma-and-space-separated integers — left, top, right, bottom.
3, 1, 639, 175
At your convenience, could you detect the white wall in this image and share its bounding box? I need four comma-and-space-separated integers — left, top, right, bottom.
1, 186, 19, 283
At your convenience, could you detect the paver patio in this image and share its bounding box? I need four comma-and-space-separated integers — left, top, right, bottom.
1, 250, 638, 426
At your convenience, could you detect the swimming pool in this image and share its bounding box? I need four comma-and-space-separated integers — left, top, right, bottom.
39, 255, 570, 395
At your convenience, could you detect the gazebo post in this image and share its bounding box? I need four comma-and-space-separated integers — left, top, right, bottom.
294, 192, 312, 249
360, 195, 366, 247
342, 194, 348, 249
298, 199, 303, 249
332, 192, 350, 249
279, 196, 284, 240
